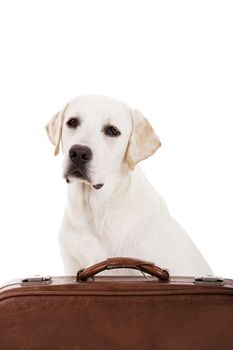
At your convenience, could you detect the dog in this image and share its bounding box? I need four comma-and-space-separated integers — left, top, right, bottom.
46, 95, 212, 276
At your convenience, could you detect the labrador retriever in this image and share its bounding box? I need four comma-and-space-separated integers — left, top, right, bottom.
46, 95, 212, 276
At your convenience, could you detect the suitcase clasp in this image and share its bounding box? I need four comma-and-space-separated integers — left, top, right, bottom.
21, 275, 52, 286
194, 275, 224, 285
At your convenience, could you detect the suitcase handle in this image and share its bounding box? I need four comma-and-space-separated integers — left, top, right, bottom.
76, 257, 170, 281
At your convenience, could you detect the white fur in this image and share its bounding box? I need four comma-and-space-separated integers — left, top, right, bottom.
46, 95, 213, 276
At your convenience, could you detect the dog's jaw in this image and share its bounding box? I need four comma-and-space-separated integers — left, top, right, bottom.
65, 175, 104, 191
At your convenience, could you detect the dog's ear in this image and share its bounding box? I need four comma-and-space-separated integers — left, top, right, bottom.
125, 109, 161, 170
45, 104, 68, 156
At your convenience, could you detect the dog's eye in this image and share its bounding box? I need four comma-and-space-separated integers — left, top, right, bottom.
104, 125, 121, 137
66, 118, 80, 129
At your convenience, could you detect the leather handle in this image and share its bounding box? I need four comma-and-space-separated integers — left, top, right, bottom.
76, 257, 170, 281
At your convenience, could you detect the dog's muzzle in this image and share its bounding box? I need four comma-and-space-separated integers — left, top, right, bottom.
64, 145, 92, 182
65, 145, 104, 190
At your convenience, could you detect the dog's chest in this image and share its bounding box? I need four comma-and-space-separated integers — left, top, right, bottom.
91, 202, 127, 242
66, 177, 147, 255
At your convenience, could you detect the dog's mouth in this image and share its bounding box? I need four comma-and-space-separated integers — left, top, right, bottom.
65, 167, 88, 181
93, 184, 104, 190
64, 168, 104, 190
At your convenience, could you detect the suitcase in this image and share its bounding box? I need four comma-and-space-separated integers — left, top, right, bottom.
1, 257, 233, 350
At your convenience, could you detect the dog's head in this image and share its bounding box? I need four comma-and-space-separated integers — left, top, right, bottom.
46, 96, 161, 189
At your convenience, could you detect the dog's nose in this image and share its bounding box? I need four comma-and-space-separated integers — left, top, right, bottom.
69, 145, 93, 164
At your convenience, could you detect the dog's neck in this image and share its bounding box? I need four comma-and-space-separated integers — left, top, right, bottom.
66, 166, 132, 229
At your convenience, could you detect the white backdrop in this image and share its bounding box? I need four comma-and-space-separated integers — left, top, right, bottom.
0, 0, 232, 284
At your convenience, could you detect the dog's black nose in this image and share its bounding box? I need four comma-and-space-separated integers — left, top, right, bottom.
69, 145, 93, 164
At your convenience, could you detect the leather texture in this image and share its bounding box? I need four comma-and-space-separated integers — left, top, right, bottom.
1, 263, 233, 350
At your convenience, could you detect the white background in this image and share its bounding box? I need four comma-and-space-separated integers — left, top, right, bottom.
0, 0, 232, 284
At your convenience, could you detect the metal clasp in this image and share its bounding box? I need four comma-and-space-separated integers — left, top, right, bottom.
21, 275, 52, 286
194, 275, 224, 286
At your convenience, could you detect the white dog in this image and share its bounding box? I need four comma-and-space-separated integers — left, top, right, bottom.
46, 95, 212, 276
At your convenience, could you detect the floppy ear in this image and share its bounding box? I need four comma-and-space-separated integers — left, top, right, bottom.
45, 103, 68, 156
125, 109, 161, 170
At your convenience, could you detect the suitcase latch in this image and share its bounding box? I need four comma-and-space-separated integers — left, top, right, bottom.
194, 275, 224, 285
21, 275, 52, 286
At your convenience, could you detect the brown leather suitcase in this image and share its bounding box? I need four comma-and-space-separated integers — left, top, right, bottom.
1, 257, 233, 350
